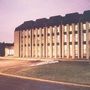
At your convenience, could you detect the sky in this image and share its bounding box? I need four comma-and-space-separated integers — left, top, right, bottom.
0, 0, 90, 43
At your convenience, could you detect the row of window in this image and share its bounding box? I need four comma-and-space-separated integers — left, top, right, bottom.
21, 29, 90, 39
21, 32, 60, 38
64, 23, 90, 31
21, 43, 61, 47
21, 40, 88, 47
64, 41, 86, 45
33, 43, 60, 46
64, 29, 90, 35
21, 41, 87, 47
21, 23, 90, 35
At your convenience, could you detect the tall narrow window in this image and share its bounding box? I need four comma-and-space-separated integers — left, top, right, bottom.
70, 45, 72, 57
75, 45, 78, 56
57, 26, 60, 32
83, 44, 86, 56
83, 24, 86, 30
64, 35, 67, 42
53, 27, 56, 33
49, 27, 51, 33
33, 29, 35, 35
75, 25, 78, 31
83, 33, 86, 41
28, 31, 31, 34
70, 34, 72, 42
75, 34, 78, 42
52, 45, 55, 57
64, 45, 67, 57
57, 35, 60, 42
70, 26, 72, 31
65, 26, 67, 32
42, 28, 44, 33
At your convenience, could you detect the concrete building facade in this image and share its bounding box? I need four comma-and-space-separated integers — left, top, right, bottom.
14, 10, 90, 60
0, 43, 14, 57
5, 43, 14, 57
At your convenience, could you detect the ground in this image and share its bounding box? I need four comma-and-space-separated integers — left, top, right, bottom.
0, 58, 90, 85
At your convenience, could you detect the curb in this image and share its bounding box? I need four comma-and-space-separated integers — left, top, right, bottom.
0, 73, 90, 88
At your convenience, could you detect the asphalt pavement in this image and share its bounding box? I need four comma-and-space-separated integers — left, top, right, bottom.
0, 74, 89, 90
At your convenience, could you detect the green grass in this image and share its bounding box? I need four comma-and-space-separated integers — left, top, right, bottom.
16, 61, 90, 85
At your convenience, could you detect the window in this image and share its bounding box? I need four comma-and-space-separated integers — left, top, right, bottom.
38, 29, 40, 35
57, 43, 59, 45
57, 32, 59, 35
83, 24, 86, 30
69, 42, 72, 45
70, 34, 72, 42
41, 34, 44, 37
25, 36, 26, 38
47, 46, 50, 57
83, 44, 86, 56
37, 34, 39, 37
70, 26, 72, 31
47, 43, 50, 46
64, 45, 67, 56
75, 34, 78, 42
52, 43, 54, 46
83, 30, 86, 33
57, 27, 60, 32
28, 31, 31, 34
64, 42, 67, 45
37, 44, 39, 46
75, 31, 78, 34
9, 49, 14, 56
69, 31, 72, 34
33, 44, 35, 46
57, 35, 60, 41
64, 35, 67, 42
75, 42, 78, 45
57, 46, 60, 57
83, 41, 86, 44
21, 36, 23, 38
28, 44, 30, 46
28, 35, 30, 38
70, 45, 72, 57
34, 29, 36, 35
47, 33, 50, 36
52, 33, 54, 36
75, 45, 78, 56
75, 25, 78, 31
42, 28, 44, 34
64, 26, 67, 32
48, 28, 51, 33
53, 27, 56, 33
64, 32, 67, 34
41, 43, 43, 46
83, 33, 86, 41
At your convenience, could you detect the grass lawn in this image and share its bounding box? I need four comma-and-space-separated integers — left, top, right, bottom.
16, 61, 90, 85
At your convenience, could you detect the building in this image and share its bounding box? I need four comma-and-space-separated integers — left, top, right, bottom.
5, 43, 14, 57
0, 42, 5, 56
0, 42, 14, 57
14, 10, 90, 60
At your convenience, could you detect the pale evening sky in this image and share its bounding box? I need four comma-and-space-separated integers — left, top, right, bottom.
0, 0, 90, 43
